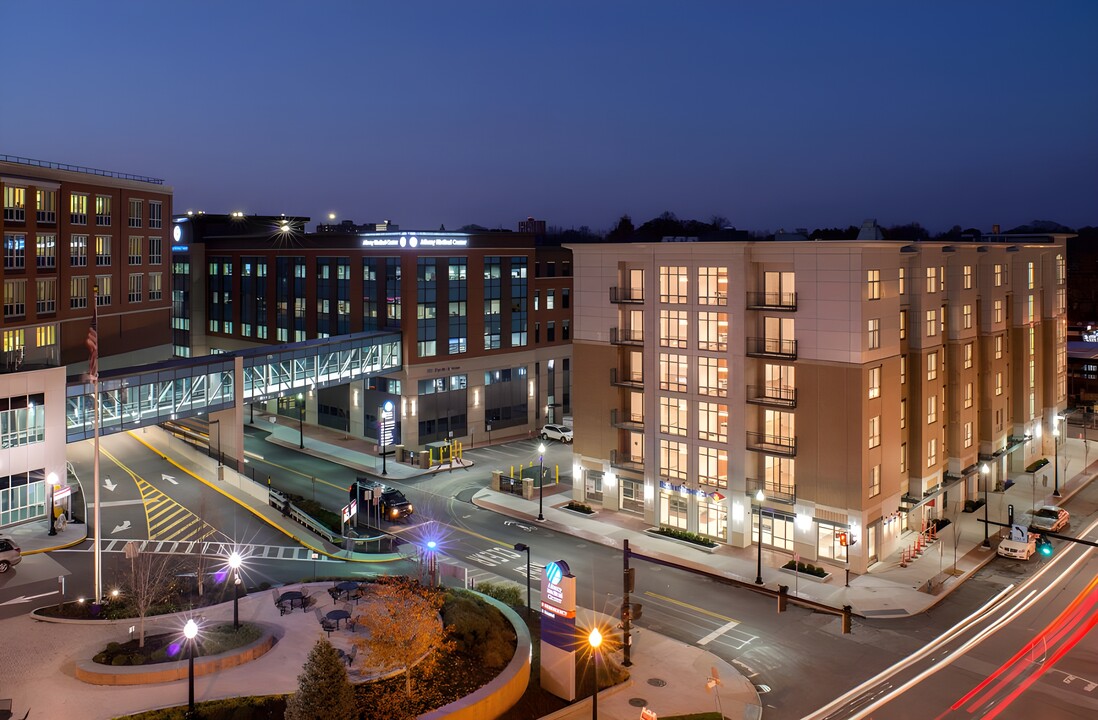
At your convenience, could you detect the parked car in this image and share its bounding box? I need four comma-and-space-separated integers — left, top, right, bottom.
997, 534, 1036, 560
0, 536, 22, 573
355, 480, 414, 522
1024, 505, 1069, 532
540, 424, 574, 443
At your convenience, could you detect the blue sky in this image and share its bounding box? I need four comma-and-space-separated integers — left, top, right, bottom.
3, 1, 1095, 233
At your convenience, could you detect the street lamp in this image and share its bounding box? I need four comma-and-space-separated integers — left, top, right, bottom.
754, 488, 765, 585
514, 542, 532, 617
1053, 415, 1064, 497
981, 463, 991, 548
537, 443, 546, 522
588, 627, 602, 720
227, 552, 242, 630
209, 418, 221, 466
184, 618, 198, 718
380, 400, 393, 475
297, 392, 305, 449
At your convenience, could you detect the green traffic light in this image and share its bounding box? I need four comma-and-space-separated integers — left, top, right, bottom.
1037, 537, 1053, 557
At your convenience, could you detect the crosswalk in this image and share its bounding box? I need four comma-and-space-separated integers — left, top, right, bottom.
136, 476, 222, 543
459, 545, 546, 589
59, 538, 336, 563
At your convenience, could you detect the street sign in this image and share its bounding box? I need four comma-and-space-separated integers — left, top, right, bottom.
1010, 524, 1028, 542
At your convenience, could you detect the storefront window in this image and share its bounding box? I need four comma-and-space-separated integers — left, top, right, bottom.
752, 509, 795, 551
818, 523, 849, 562
697, 500, 727, 541
620, 478, 644, 514
659, 492, 688, 529
585, 469, 604, 503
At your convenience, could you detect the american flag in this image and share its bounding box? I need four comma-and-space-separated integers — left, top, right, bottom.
86, 287, 99, 381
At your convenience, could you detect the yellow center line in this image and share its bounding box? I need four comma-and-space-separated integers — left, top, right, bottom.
644, 590, 738, 623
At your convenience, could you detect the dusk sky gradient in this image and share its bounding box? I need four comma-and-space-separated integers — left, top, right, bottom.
3, 1, 1095, 234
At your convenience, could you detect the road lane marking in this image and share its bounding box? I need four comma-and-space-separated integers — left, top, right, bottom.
698, 619, 742, 646
644, 591, 739, 622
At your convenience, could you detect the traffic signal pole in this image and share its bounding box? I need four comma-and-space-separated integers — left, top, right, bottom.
622, 539, 633, 667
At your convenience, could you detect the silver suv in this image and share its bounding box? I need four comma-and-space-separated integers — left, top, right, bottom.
540, 424, 573, 443
0, 536, 21, 573
1024, 505, 1069, 532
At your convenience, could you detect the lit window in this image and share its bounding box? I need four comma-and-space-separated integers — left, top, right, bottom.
964, 422, 973, 448
899, 310, 907, 340
927, 395, 937, 424
926, 267, 938, 293
963, 265, 973, 289
868, 366, 881, 399
868, 318, 880, 349
994, 299, 1003, 324
927, 351, 937, 381
898, 267, 905, 295
964, 342, 973, 369
927, 438, 937, 467
900, 399, 906, 429
867, 269, 881, 300
996, 372, 1003, 396
994, 264, 1003, 287
965, 382, 973, 408
869, 465, 881, 498
963, 304, 972, 329
869, 416, 880, 448
926, 309, 937, 337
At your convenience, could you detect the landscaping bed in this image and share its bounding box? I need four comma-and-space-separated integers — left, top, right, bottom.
93, 623, 261, 666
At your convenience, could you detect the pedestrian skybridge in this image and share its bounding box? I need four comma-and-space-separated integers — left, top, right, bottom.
65, 331, 402, 443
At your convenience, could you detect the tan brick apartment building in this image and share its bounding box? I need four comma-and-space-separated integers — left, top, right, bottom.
568, 224, 1068, 574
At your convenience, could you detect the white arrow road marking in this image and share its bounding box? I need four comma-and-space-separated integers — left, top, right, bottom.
698, 619, 741, 646
103, 478, 117, 491
112, 520, 132, 534
162, 474, 177, 484
0, 590, 59, 606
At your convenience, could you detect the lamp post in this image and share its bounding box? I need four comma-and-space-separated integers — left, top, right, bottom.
754, 488, 765, 585
981, 463, 991, 548
297, 392, 305, 449
1053, 415, 1063, 497
588, 627, 602, 720
536, 443, 547, 521
380, 400, 393, 475
209, 418, 221, 466
184, 618, 198, 718
514, 542, 532, 617
228, 552, 242, 630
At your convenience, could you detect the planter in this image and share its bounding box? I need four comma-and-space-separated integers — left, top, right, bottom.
779, 567, 832, 583
644, 528, 718, 553
561, 506, 597, 518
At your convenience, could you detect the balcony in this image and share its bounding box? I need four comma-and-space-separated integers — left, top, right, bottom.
746, 431, 797, 457
746, 384, 797, 408
610, 367, 644, 389
746, 477, 796, 505
610, 449, 644, 472
609, 287, 645, 304
746, 337, 797, 359
746, 291, 797, 311
610, 327, 644, 346
610, 408, 644, 431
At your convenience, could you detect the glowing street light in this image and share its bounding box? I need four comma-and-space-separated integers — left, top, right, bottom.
297, 392, 305, 449
755, 488, 766, 585
227, 552, 242, 630
588, 627, 603, 720
184, 619, 199, 718
537, 443, 546, 522
981, 463, 991, 548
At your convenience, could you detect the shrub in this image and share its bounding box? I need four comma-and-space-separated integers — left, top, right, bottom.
442, 590, 517, 669
782, 560, 828, 578
651, 526, 718, 548
111, 655, 130, 666
93, 653, 109, 664
151, 649, 168, 663
129, 654, 146, 665
474, 581, 524, 608
565, 501, 594, 514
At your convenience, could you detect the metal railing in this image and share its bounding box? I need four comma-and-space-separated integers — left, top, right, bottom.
746, 431, 797, 456
746, 384, 797, 407
610, 368, 644, 388
0, 153, 165, 185
609, 287, 645, 304
746, 477, 796, 504
610, 449, 644, 472
610, 327, 644, 345
746, 291, 798, 310
746, 337, 798, 359
610, 408, 644, 431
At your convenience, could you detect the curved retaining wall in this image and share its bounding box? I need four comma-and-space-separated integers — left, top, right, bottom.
419, 592, 532, 720
73, 624, 277, 686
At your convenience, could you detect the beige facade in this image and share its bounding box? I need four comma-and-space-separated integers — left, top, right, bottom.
568, 232, 1067, 574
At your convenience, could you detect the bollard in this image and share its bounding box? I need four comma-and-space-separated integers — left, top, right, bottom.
778, 584, 788, 613
842, 605, 852, 634
900, 548, 908, 568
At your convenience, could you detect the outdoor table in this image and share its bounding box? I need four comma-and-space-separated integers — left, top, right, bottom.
326, 608, 351, 629
335, 580, 358, 599
278, 590, 305, 610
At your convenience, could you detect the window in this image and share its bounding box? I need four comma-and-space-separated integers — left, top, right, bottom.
698, 267, 728, 305
95, 235, 111, 266
996, 371, 1003, 396
899, 310, 907, 340
994, 264, 1003, 287
926, 267, 938, 293
659, 266, 688, 304
698, 312, 728, 351
659, 439, 688, 481
898, 267, 906, 296
867, 269, 881, 300
927, 438, 937, 467
698, 446, 728, 489
927, 351, 938, 381
126, 273, 142, 303
36, 189, 56, 222
869, 464, 881, 498
965, 382, 973, 408
993, 299, 1003, 324
868, 366, 881, 399
926, 309, 937, 337
3, 279, 26, 318
148, 272, 162, 301
1027, 294, 1034, 324
659, 353, 688, 392
963, 304, 972, 329
562, 288, 570, 308
900, 356, 906, 385
95, 195, 111, 225
3, 233, 26, 270
995, 335, 1003, 359
661, 494, 688, 530
660, 310, 688, 348
900, 398, 906, 428
70, 193, 88, 224
868, 318, 880, 349
36, 278, 56, 314
964, 422, 973, 448
545, 289, 555, 310
148, 236, 162, 265
70, 276, 88, 309
964, 342, 973, 368
869, 416, 880, 448
36, 324, 56, 348
3, 186, 25, 221
128, 199, 142, 227
927, 395, 937, 424
1027, 262, 1034, 290
36, 233, 56, 269
698, 402, 728, 443
699, 356, 727, 397
97, 276, 112, 306
128, 236, 142, 265
963, 265, 973, 289
819, 524, 848, 563
70, 235, 88, 266
660, 396, 688, 436
900, 443, 907, 473
149, 201, 162, 229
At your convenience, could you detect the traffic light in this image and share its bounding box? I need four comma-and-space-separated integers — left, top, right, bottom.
1036, 536, 1054, 557
838, 532, 848, 547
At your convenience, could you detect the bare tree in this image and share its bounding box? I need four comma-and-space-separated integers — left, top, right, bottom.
123, 549, 178, 647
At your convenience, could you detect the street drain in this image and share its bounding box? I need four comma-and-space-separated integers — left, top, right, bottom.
647, 678, 667, 687
628, 698, 648, 708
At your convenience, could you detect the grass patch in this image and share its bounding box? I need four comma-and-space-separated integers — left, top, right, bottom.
94, 623, 262, 666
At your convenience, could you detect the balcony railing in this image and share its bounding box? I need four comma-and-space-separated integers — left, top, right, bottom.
610, 368, 644, 389
609, 287, 645, 304
610, 449, 644, 472
610, 408, 644, 431
746, 337, 797, 359
746, 384, 797, 408
746, 431, 797, 457
746, 291, 798, 311
746, 477, 796, 505
610, 327, 644, 345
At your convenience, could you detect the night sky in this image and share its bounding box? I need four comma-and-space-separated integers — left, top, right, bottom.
3, 1, 1095, 234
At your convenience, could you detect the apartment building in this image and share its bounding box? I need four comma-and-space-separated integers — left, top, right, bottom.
171, 214, 572, 450
0, 154, 172, 528
569, 224, 1068, 574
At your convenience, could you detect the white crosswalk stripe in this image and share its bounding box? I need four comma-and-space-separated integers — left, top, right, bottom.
57, 539, 337, 562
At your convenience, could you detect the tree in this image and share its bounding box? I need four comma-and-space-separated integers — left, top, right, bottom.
352, 577, 455, 697
285, 639, 356, 720
119, 548, 177, 647
605, 214, 635, 242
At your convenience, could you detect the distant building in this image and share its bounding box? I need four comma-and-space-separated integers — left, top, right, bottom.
519, 217, 546, 235
173, 214, 572, 448
567, 225, 1068, 574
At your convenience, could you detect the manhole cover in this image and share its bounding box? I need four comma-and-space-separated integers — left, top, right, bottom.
628, 698, 649, 708
647, 678, 667, 687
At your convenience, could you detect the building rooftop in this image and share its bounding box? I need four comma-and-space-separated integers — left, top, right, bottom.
0, 152, 164, 185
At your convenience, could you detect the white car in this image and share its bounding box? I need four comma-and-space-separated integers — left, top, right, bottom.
539, 424, 573, 443
1024, 505, 1069, 533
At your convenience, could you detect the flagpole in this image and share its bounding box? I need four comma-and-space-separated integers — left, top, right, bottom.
90, 285, 102, 605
